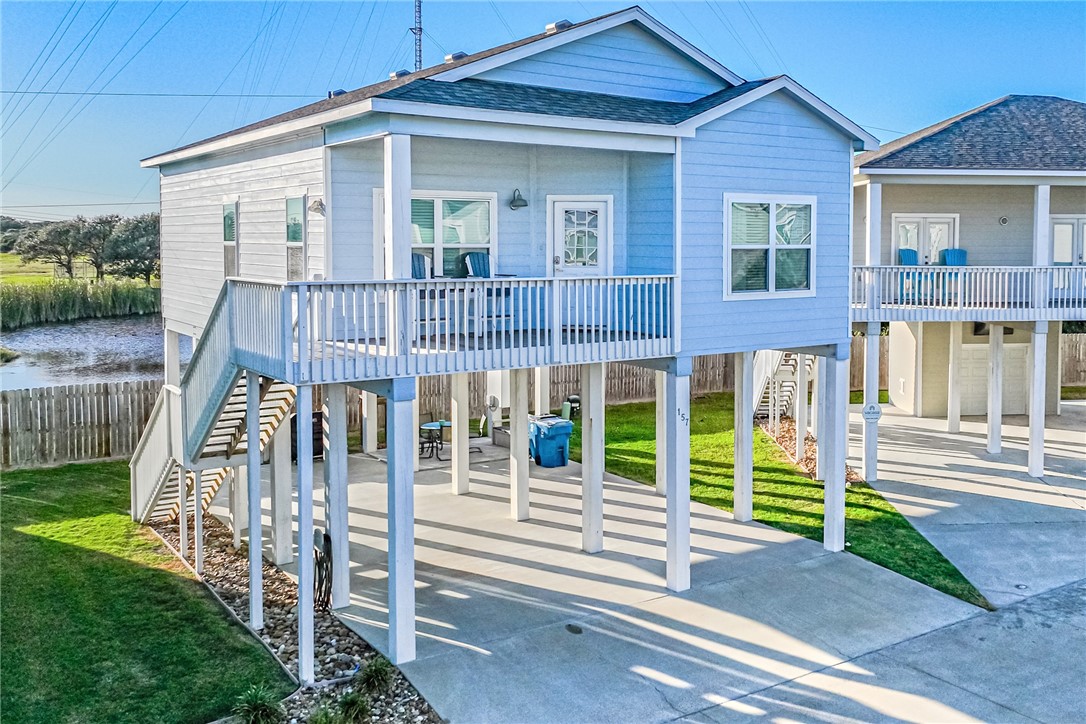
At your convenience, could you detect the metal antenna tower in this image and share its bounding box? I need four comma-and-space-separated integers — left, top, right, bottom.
411, 0, 423, 71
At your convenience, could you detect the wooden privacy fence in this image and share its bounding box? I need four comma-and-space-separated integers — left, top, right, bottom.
1, 380, 161, 470
1063, 334, 1086, 385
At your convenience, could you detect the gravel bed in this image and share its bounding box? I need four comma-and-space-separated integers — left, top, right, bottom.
758, 416, 863, 483
153, 515, 441, 723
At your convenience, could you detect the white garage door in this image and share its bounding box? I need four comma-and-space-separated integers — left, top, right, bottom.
960, 345, 1029, 416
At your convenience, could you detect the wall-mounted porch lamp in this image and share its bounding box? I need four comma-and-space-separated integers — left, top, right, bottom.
307, 198, 326, 216
509, 189, 528, 210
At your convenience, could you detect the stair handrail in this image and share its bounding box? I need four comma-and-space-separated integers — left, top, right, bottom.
130, 384, 181, 522
753, 349, 785, 414
180, 282, 240, 462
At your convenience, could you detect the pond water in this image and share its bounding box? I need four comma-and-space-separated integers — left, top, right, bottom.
1, 315, 192, 390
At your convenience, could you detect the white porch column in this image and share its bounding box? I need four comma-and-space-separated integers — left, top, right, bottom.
177, 468, 189, 559
246, 372, 264, 630
862, 323, 881, 481
987, 325, 1004, 454
269, 421, 293, 565
412, 388, 421, 473
1033, 185, 1052, 265
230, 465, 248, 549
1028, 324, 1048, 478
361, 392, 379, 454
581, 362, 606, 553
733, 351, 754, 522
164, 328, 182, 387
295, 385, 316, 684
386, 379, 417, 664
383, 134, 413, 280
814, 360, 827, 481
823, 351, 849, 552
323, 384, 350, 610
664, 365, 692, 592
794, 354, 808, 461
866, 182, 882, 266
533, 367, 551, 416
948, 323, 962, 433
509, 368, 530, 521
810, 357, 821, 439
193, 470, 204, 575
655, 369, 667, 495
450, 372, 470, 495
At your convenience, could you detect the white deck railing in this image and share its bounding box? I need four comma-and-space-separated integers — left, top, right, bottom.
277, 274, 676, 383
852, 265, 1086, 322
130, 384, 181, 521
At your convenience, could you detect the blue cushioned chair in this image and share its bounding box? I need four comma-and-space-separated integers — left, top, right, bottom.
464, 251, 492, 278
937, 248, 967, 304
411, 252, 431, 280
897, 248, 920, 303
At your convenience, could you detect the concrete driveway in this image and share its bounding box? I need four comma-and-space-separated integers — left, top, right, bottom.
849, 401, 1086, 606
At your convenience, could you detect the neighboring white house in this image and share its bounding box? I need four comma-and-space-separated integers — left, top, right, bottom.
850, 95, 1086, 481
130, 7, 876, 680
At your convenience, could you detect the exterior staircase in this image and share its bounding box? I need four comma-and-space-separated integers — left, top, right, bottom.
754, 351, 814, 419
130, 284, 297, 525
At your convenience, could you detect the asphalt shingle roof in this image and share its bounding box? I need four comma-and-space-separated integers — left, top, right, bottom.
375, 78, 771, 125
856, 95, 1086, 171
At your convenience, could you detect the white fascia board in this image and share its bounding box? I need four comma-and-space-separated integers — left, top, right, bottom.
677, 77, 880, 152
141, 99, 378, 167
368, 97, 686, 137
861, 168, 1086, 178
430, 8, 744, 86
857, 169, 1086, 186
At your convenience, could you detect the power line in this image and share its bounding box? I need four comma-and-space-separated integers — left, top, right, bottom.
736, 0, 789, 74
4, 201, 159, 208
1, 90, 318, 98
2, 2, 86, 125
489, 2, 516, 41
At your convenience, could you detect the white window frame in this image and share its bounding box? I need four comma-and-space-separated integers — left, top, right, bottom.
285, 194, 307, 281
373, 189, 498, 278
890, 213, 960, 266
222, 198, 239, 278
723, 192, 817, 300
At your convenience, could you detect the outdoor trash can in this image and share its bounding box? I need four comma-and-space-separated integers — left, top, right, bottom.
529, 414, 574, 467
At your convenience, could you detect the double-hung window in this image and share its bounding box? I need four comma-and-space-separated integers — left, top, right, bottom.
222, 202, 238, 278
409, 193, 496, 277
725, 194, 815, 297
286, 196, 306, 281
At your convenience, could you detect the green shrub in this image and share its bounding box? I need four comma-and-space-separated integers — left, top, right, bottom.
0, 280, 159, 331
338, 690, 371, 723
232, 683, 286, 724
307, 705, 342, 724
357, 656, 393, 696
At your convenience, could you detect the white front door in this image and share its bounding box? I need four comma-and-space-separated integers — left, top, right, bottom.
550, 198, 611, 277
893, 214, 958, 265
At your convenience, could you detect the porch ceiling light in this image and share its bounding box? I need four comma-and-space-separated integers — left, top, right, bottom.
509, 188, 528, 210
307, 198, 326, 216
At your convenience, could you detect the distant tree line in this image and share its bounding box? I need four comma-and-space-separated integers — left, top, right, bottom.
2, 213, 160, 284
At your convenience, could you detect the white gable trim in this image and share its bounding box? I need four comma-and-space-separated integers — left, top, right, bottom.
431, 8, 744, 87
677, 76, 879, 152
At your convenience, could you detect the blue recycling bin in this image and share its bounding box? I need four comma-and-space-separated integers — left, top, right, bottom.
529, 414, 574, 467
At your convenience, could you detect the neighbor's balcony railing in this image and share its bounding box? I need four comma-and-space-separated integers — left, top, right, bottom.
232, 275, 676, 384
851, 265, 1086, 322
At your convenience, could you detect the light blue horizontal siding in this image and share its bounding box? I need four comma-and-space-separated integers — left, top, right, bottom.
678, 93, 854, 355
628, 152, 674, 275
475, 23, 727, 102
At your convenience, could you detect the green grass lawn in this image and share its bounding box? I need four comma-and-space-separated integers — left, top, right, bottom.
1, 461, 294, 723
849, 389, 890, 404
1062, 386, 1086, 401
1, 252, 56, 284
569, 392, 990, 609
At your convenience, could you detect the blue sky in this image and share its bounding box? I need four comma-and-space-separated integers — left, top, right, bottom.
2, 1, 1084, 220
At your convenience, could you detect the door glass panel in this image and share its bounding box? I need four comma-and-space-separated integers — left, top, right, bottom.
1052, 223, 1074, 266
563, 208, 600, 267
896, 221, 919, 257
926, 221, 952, 264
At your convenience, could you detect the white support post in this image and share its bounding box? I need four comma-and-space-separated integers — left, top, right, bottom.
581, 363, 605, 553
386, 384, 417, 665
509, 369, 530, 521
823, 353, 849, 552
165, 328, 181, 387
230, 465, 248, 549
362, 392, 379, 454
814, 360, 827, 481
863, 323, 881, 481
733, 351, 754, 523
533, 366, 551, 416
664, 367, 691, 592
1033, 185, 1052, 266
295, 386, 316, 684
412, 389, 421, 473
177, 468, 189, 560
1028, 325, 1048, 478
948, 323, 962, 434
866, 182, 882, 266
193, 470, 204, 575
987, 325, 1004, 454
450, 372, 470, 495
269, 421, 293, 565
810, 357, 820, 439
655, 370, 667, 495
384, 133, 413, 359
246, 372, 264, 631
323, 385, 350, 610
794, 354, 808, 461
